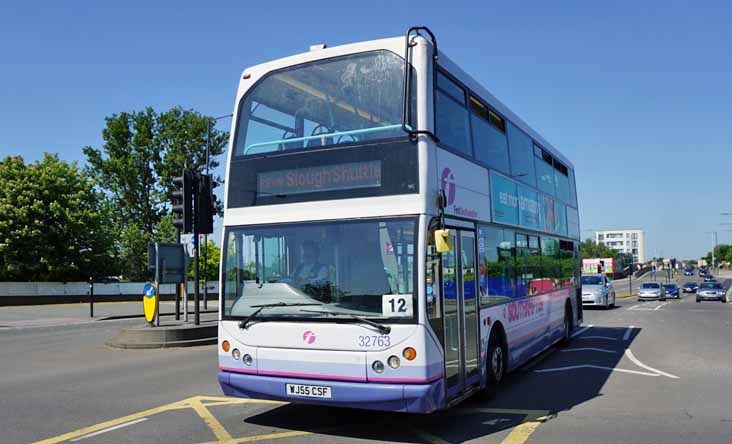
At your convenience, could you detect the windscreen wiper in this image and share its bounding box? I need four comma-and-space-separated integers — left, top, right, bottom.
239, 302, 322, 329
300, 309, 391, 334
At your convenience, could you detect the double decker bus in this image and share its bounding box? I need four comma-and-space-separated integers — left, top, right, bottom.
218, 27, 582, 413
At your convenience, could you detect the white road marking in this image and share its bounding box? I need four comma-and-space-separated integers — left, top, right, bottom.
576, 335, 617, 340
534, 364, 659, 377
654, 302, 670, 310
623, 325, 634, 341
571, 324, 593, 337
625, 349, 679, 379
70, 418, 148, 441
561, 347, 616, 354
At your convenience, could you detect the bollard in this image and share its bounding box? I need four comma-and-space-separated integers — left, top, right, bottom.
88, 277, 94, 318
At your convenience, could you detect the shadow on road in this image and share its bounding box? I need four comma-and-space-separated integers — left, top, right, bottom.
240, 326, 642, 443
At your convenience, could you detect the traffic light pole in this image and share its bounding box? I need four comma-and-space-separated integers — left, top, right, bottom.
204, 120, 209, 311
175, 228, 181, 321
194, 175, 201, 326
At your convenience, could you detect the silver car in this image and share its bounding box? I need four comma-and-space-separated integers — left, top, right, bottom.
696, 282, 727, 303
638, 282, 666, 301
582, 274, 616, 309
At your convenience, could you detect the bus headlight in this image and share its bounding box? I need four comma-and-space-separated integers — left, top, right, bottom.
387, 355, 400, 369
242, 354, 253, 366
232, 349, 241, 360
372, 360, 384, 373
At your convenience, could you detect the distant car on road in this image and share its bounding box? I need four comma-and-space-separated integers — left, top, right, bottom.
703, 275, 716, 282
663, 284, 680, 299
581, 274, 616, 309
684, 268, 693, 276
682, 282, 698, 293
696, 282, 726, 303
638, 282, 666, 301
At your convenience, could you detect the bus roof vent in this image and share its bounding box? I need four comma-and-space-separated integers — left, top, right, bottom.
309, 43, 327, 51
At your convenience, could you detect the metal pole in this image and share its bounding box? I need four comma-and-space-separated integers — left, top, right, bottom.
88, 277, 94, 318
155, 243, 160, 327
184, 254, 189, 323
629, 265, 632, 297
175, 228, 181, 321
204, 118, 210, 310
711, 231, 717, 276
194, 176, 200, 326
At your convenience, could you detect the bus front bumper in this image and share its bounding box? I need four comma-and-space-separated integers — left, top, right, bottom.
218, 370, 444, 413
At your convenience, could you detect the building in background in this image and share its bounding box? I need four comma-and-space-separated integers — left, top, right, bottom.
595, 229, 645, 263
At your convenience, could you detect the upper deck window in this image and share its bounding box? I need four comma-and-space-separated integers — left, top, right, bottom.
435, 71, 471, 156
470, 97, 509, 174
233, 50, 413, 157
535, 145, 556, 196
507, 122, 536, 187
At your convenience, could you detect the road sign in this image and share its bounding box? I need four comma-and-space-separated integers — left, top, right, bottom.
149, 243, 187, 284
180, 234, 195, 257
143, 283, 157, 324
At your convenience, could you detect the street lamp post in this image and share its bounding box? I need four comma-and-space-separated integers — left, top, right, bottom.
705, 231, 718, 275
202, 113, 233, 310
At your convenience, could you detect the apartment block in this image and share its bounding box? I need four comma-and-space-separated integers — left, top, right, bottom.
595, 229, 645, 264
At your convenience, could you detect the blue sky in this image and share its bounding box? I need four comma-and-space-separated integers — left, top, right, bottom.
1, 1, 730, 259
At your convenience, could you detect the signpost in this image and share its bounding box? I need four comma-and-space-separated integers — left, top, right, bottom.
143, 283, 157, 325
147, 242, 187, 327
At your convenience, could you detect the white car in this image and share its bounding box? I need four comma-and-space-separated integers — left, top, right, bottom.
582, 274, 616, 309
638, 282, 666, 301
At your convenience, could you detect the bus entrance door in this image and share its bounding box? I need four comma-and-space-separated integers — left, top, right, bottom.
442, 229, 481, 401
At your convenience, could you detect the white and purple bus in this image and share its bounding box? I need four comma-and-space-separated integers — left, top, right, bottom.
218, 27, 582, 413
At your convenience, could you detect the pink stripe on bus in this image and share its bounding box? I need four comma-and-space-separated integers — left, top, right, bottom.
220, 367, 443, 384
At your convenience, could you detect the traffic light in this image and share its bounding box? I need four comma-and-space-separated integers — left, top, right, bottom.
196, 174, 214, 234
172, 172, 193, 233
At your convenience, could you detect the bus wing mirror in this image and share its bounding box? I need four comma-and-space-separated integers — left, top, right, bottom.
435, 229, 452, 253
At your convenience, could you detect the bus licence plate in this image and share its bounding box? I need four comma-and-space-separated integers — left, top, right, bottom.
285, 383, 332, 399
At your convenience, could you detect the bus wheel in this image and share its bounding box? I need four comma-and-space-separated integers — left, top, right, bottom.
559, 306, 573, 347
480, 330, 506, 400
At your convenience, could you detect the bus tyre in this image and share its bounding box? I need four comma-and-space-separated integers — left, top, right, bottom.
480, 331, 506, 400
559, 306, 573, 347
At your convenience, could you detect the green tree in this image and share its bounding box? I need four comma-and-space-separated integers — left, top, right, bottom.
84, 107, 228, 280
705, 244, 732, 267
187, 240, 221, 282
579, 238, 620, 260
0, 154, 119, 281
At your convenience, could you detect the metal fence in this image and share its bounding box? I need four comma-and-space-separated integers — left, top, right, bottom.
0, 281, 218, 298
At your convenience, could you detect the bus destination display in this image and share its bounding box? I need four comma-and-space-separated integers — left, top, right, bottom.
257, 160, 382, 196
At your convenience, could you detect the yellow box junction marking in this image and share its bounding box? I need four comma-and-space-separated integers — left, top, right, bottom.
34, 395, 549, 444
32, 396, 283, 444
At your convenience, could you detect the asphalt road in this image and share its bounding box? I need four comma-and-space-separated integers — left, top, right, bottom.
3, 277, 732, 444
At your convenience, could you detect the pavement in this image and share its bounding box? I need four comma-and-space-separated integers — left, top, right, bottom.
3, 275, 732, 444
0, 300, 218, 329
